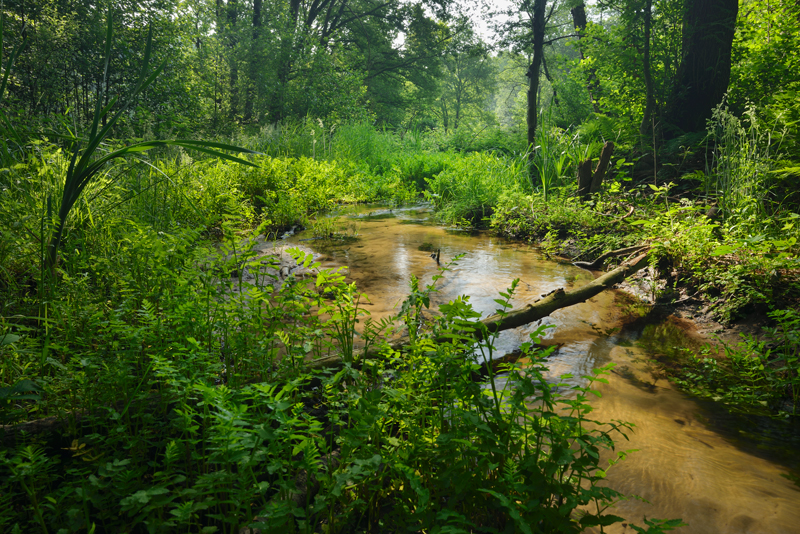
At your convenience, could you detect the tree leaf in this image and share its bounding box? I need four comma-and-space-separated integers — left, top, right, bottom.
710, 244, 737, 256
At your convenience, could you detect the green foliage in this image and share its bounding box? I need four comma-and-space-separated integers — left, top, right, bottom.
236, 118, 451, 197
704, 101, 788, 227
2, 0, 800, 529
729, 0, 800, 112
0, 229, 661, 532
0, 13, 28, 165
674, 309, 800, 416
44, 12, 258, 276
0, 0, 451, 134
577, 114, 630, 150
434, 17, 497, 133
492, 190, 629, 252
425, 152, 530, 227
530, 126, 588, 201
628, 197, 799, 320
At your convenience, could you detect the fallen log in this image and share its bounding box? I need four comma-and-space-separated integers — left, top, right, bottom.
476, 251, 649, 339
308, 250, 650, 367
2, 251, 650, 444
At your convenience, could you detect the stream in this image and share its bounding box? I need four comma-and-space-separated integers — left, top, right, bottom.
278, 204, 800, 534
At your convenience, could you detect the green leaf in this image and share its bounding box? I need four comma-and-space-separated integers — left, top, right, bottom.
710, 244, 737, 256
0, 333, 20, 345
0, 379, 42, 401
580, 514, 625, 527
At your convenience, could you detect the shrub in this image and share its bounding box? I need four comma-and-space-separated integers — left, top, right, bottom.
425, 152, 530, 226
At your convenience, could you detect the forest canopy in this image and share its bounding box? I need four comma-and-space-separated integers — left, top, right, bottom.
4, 0, 797, 140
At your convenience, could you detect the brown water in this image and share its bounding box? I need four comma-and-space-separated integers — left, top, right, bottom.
283, 204, 800, 534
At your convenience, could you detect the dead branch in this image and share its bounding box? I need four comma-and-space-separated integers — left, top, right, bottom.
572, 245, 649, 271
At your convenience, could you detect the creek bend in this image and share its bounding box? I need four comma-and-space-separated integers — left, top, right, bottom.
276, 204, 799, 534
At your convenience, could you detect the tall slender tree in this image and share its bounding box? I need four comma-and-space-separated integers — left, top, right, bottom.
525, 0, 547, 153
436, 18, 495, 132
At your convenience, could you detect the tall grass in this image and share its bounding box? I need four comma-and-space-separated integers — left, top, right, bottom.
425, 151, 530, 226
237, 118, 460, 198
529, 126, 591, 201
705, 102, 788, 231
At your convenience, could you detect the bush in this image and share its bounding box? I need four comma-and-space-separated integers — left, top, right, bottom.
425, 152, 530, 226
0, 247, 673, 533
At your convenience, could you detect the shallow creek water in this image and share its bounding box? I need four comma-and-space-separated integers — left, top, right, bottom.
280, 204, 799, 534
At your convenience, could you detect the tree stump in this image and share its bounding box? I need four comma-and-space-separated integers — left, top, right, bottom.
578, 141, 615, 200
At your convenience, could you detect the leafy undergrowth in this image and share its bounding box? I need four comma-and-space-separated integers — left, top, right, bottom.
672, 309, 800, 418
0, 144, 418, 298
490, 187, 800, 323
491, 191, 634, 259
493, 187, 800, 418
488, 183, 800, 418
424, 151, 530, 227
0, 237, 685, 533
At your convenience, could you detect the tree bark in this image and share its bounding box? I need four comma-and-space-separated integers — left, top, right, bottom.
590, 141, 614, 194
227, 0, 239, 121
639, 0, 655, 137
526, 0, 547, 156
577, 159, 593, 200
269, 0, 301, 122
665, 0, 738, 135
244, 0, 262, 123
577, 141, 614, 200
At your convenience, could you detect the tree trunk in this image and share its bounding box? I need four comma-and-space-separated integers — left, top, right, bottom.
269, 0, 301, 122
665, 0, 738, 135
577, 141, 614, 200
526, 0, 547, 157
577, 159, 593, 200
227, 0, 239, 121
243, 0, 262, 123
639, 0, 655, 137
590, 141, 614, 194
570, 3, 600, 113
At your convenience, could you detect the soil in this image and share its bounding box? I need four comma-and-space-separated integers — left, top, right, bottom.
614, 259, 769, 347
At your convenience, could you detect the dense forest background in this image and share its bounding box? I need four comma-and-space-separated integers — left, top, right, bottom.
4, 0, 797, 143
